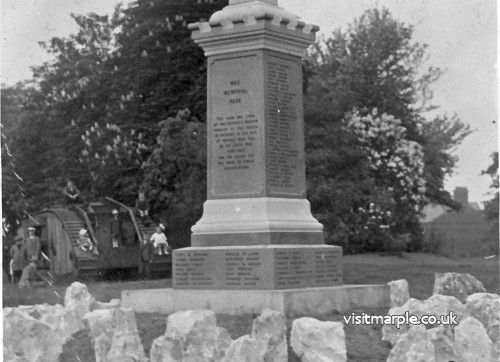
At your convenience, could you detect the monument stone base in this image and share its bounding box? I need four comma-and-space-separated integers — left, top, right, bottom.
173, 244, 342, 289
121, 284, 390, 316
191, 198, 325, 246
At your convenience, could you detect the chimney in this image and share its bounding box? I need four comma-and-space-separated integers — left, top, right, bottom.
454, 187, 469, 206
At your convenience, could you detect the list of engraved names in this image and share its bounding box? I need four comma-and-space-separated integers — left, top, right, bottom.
224, 250, 263, 287
266, 57, 301, 191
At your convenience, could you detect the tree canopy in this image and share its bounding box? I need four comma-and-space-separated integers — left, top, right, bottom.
2, 4, 471, 251
482, 152, 499, 222
303, 8, 471, 251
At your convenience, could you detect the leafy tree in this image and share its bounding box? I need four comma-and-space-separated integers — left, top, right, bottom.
1, 82, 64, 215
141, 109, 206, 246
482, 152, 499, 221
1, 0, 227, 220
1, 85, 30, 230
304, 8, 471, 251
419, 114, 471, 209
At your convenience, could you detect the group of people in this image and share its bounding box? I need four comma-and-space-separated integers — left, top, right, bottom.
70, 184, 170, 279
9, 226, 48, 288
131, 191, 170, 257
6, 181, 172, 284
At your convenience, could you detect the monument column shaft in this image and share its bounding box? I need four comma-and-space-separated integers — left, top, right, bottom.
207, 49, 306, 199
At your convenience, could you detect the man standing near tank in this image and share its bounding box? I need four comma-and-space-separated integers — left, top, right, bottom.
24, 226, 40, 263
10, 236, 26, 283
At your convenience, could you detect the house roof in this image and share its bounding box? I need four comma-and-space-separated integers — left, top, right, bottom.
420, 204, 451, 223
421, 202, 487, 225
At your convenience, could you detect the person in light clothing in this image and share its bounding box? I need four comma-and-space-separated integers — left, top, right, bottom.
78, 229, 99, 255
150, 224, 169, 255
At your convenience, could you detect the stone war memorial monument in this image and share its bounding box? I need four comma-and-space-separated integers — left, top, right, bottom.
123, 0, 389, 315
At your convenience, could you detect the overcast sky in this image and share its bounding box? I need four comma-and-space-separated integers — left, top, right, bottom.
1, 0, 497, 203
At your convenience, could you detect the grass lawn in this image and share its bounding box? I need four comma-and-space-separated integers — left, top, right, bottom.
4, 252, 499, 362
2, 277, 172, 308
342, 252, 499, 299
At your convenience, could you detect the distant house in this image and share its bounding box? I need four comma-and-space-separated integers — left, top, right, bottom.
421, 187, 499, 257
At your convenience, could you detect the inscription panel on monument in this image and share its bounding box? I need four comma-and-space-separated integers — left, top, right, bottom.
173, 250, 216, 288
274, 247, 342, 289
265, 53, 306, 197
173, 248, 274, 289
174, 246, 342, 289
209, 54, 264, 198
223, 249, 270, 288
313, 249, 343, 286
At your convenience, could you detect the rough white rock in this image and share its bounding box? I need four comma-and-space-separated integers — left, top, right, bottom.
104, 308, 147, 362
251, 309, 288, 362
493, 340, 500, 362
453, 316, 492, 362
84, 307, 145, 362
427, 326, 457, 362
221, 309, 287, 362
37, 304, 66, 329
183, 325, 232, 361
3, 343, 30, 362
154, 309, 232, 362
166, 309, 217, 341
3, 284, 122, 362
382, 294, 466, 346
213, 328, 234, 361
83, 308, 117, 362
14, 303, 67, 335
3, 308, 60, 362
150, 334, 183, 362
387, 325, 436, 362
388, 279, 410, 307
465, 293, 500, 344
114, 307, 140, 333
433, 272, 486, 303
64, 282, 96, 332
3, 303, 82, 362
382, 298, 424, 345
291, 317, 347, 362
422, 294, 466, 322
106, 330, 149, 362
223, 335, 265, 362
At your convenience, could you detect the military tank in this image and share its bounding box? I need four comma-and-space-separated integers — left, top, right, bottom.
19, 197, 171, 279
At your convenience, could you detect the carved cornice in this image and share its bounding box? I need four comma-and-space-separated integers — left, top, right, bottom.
188, 0, 319, 57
